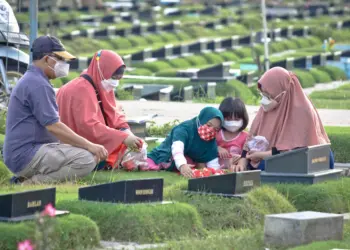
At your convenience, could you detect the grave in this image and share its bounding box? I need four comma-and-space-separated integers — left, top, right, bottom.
94, 29, 108, 38
132, 85, 143, 100
138, 8, 156, 20
186, 170, 261, 198
195, 62, 232, 81
131, 24, 148, 35
238, 35, 252, 45
159, 86, 174, 102
221, 36, 239, 49
148, 22, 163, 33
152, 44, 173, 59
126, 114, 157, 138
272, 28, 282, 41
79, 179, 164, 204
183, 85, 193, 102
116, 28, 131, 37
270, 58, 294, 71
237, 71, 256, 85
207, 82, 216, 99
220, 17, 234, 26
188, 39, 209, 54
122, 54, 132, 68
176, 68, 199, 78
312, 54, 327, 66
294, 56, 312, 69
0, 188, 68, 222
207, 38, 222, 51
264, 211, 343, 247
261, 144, 343, 184
131, 48, 152, 62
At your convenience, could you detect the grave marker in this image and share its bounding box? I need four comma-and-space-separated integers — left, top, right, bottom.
79, 179, 164, 204
188, 39, 208, 53
122, 54, 132, 68
196, 62, 232, 80
152, 44, 173, 59
221, 36, 239, 49
173, 44, 189, 56
265, 211, 343, 247
207, 38, 222, 51
132, 85, 143, 100
0, 188, 68, 222
131, 48, 152, 62
187, 170, 261, 197
183, 85, 193, 102
312, 54, 327, 66
261, 144, 343, 184
159, 86, 173, 102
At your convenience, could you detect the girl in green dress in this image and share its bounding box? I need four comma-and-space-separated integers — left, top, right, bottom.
147, 107, 224, 178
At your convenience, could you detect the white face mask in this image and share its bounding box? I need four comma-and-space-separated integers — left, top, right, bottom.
49, 57, 70, 78
101, 79, 119, 92
223, 119, 243, 132
260, 95, 273, 112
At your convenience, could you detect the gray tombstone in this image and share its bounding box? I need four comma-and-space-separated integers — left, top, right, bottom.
78, 57, 89, 71
123, 55, 132, 68
237, 71, 254, 85
116, 28, 131, 37
261, 144, 343, 184
273, 28, 281, 41
264, 211, 343, 248
159, 86, 173, 101
337, 21, 343, 30
131, 48, 152, 62
132, 85, 143, 100
315, 7, 324, 17
333, 51, 342, 61
287, 26, 294, 38
107, 26, 116, 37
221, 35, 239, 49
303, 26, 309, 37
173, 44, 190, 56
163, 21, 181, 32
207, 82, 216, 99
183, 85, 193, 102
131, 23, 148, 35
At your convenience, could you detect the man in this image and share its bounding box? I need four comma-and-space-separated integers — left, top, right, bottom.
3, 35, 108, 184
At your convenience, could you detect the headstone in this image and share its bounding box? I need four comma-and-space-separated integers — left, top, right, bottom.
270, 58, 293, 71
0, 188, 68, 222
183, 85, 193, 102
221, 36, 239, 49
107, 26, 116, 37
287, 26, 294, 38
173, 44, 189, 56
237, 71, 255, 85
68, 59, 79, 71
293, 57, 308, 69
250, 32, 256, 45
197, 62, 232, 80
315, 7, 324, 17
312, 54, 327, 66
123, 55, 132, 68
187, 170, 261, 197
138, 8, 155, 20
131, 23, 148, 35
86, 29, 95, 39
264, 211, 343, 247
116, 28, 131, 37
303, 26, 309, 37
207, 38, 222, 51
152, 44, 173, 59
201, 6, 219, 15
188, 39, 208, 53
148, 22, 162, 33
94, 29, 108, 38
131, 48, 152, 62
286, 57, 294, 70
261, 144, 343, 184
273, 28, 282, 41
342, 20, 350, 28
132, 85, 143, 100
332, 51, 342, 61
163, 21, 181, 32
306, 56, 312, 69
207, 82, 216, 99
220, 17, 233, 26
176, 69, 199, 78
79, 179, 164, 204
302, 10, 310, 19
120, 12, 135, 22
159, 86, 173, 102
238, 35, 251, 45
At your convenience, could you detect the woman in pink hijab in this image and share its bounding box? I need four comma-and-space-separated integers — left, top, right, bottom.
234, 67, 334, 171
56, 50, 142, 170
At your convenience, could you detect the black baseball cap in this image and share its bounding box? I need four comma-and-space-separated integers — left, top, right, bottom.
31, 35, 76, 60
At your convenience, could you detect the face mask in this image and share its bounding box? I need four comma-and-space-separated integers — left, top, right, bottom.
49, 57, 70, 78
260, 94, 277, 112
224, 119, 243, 132
101, 79, 119, 92
198, 124, 216, 141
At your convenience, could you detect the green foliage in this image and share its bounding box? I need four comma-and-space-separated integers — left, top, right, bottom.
0, 161, 11, 185
110, 37, 133, 50
317, 66, 347, 81
144, 34, 167, 44
127, 68, 153, 76
325, 126, 350, 163
159, 32, 180, 43
273, 178, 350, 213
0, 214, 100, 250
133, 61, 172, 73
309, 68, 333, 83
147, 120, 180, 137
155, 69, 178, 77
216, 80, 258, 105
280, 40, 299, 50
293, 69, 316, 88
167, 57, 192, 68
219, 51, 240, 61
57, 200, 205, 243
234, 47, 253, 58
127, 35, 149, 47
202, 53, 225, 64
175, 31, 192, 41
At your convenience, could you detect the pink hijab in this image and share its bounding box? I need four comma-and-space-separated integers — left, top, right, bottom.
250, 67, 330, 151
57, 50, 129, 154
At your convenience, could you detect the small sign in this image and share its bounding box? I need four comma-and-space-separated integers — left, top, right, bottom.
187, 170, 261, 196
79, 178, 164, 204
0, 188, 69, 222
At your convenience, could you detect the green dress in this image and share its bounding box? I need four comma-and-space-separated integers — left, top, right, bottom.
147, 107, 224, 171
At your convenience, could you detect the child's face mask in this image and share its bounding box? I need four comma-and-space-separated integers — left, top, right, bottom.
198, 124, 216, 141
223, 119, 243, 132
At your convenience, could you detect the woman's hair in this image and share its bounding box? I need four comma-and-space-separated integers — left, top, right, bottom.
219, 97, 249, 131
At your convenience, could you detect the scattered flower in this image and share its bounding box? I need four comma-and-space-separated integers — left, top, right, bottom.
41, 203, 56, 217
17, 240, 34, 250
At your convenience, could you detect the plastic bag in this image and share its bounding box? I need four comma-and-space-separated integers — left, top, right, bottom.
121, 142, 148, 171
247, 135, 269, 152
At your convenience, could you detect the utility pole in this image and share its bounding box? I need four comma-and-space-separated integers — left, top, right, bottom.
261, 0, 270, 71
29, 0, 38, 64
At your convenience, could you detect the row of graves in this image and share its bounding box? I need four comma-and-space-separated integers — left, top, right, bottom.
0, 142, 344, 247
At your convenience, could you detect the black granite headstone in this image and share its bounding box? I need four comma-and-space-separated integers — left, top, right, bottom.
221, 36, 239, 49
94, 29, 109, 38
343, 20, 350, 28
187, 170, 261, 196
197, 62, 231, 79
131, 49, 152, 61
341, 50, 350, 57
138, 9, 155, 20
207, 39, 222, 51
312, 54, 326, 66
79, 179, 164, 204
188, 40, 208, 53
152, 45, 173, 59
220, 17, 233, 26
173, 44, 189, 56
294, 57, 307, 69
68, 59, 79, 71
162, 21, 180, 32
116, 28, 131, 37
238, 35, 251, 45
237, 71, 255, 85
0, 188, 68, 222
131, 25, 147, 35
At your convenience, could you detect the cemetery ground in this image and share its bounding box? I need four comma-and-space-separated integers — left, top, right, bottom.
3, 1, 350, 249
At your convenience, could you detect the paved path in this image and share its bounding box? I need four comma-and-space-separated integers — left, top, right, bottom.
120, 100, 350, 127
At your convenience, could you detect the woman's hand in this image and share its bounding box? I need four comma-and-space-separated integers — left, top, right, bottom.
179, 164, 195, 178
124, 135, 143, 150
218, 147, 231, 159
231, 154, 241, 165
229, 164, 245, 172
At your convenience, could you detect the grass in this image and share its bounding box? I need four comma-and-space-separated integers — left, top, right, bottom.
0, 214, 100, 250
310, 83, 350, 110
